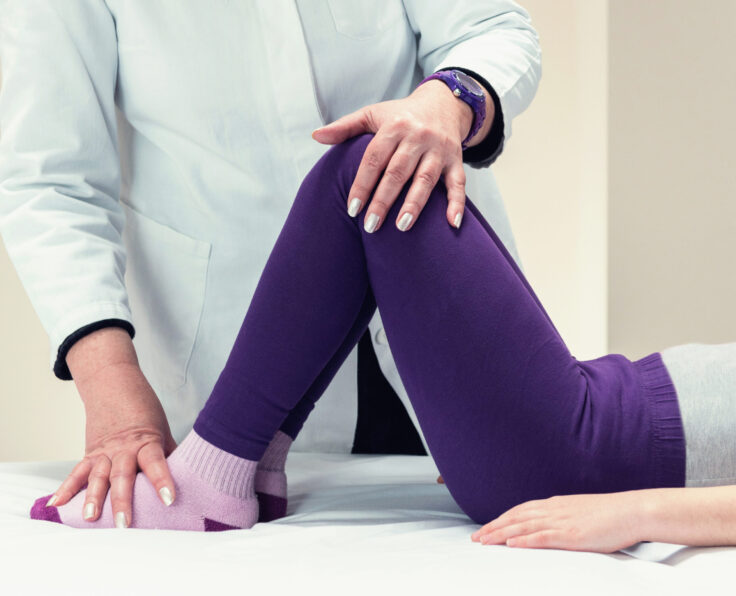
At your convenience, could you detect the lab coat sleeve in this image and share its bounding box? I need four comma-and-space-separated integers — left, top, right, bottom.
0, 0, 133, 375
403, 0, 542, 167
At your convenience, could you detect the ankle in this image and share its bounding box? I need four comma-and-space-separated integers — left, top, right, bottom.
257, 431, 293, 473
177, 430, 258, 499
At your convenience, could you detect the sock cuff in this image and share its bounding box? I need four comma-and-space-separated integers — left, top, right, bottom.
177, 429, 258, 499
257, 431, 293, 472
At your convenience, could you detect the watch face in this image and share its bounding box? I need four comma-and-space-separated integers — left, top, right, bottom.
452, 71, 485, 97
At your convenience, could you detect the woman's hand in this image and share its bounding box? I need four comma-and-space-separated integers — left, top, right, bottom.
470, 492, 646, 553
311, 78, 493, 233
46, 328, 177, 528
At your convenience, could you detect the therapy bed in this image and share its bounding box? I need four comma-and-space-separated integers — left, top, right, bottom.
1, 452, 732, 595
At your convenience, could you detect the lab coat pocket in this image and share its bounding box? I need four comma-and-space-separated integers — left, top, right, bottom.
326, 0, 404, 40
121, 203, 211, 392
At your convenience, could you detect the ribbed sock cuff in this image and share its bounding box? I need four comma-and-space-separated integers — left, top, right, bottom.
633, 352, 687, 488
177, 429, 258, 499
257, 431, 293, 472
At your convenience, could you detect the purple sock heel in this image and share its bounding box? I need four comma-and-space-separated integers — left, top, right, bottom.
30, 494, 62, 524
204, 518, 240, 532
257, 492, 288, 522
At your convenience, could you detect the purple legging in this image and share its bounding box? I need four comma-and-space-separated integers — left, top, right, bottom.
194, 133, 685, 523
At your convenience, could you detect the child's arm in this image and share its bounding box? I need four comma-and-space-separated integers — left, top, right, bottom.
469, 485, 736, 553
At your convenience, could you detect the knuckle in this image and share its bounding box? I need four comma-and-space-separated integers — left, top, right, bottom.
505, 514, 519, 526
109, 470, 133, 482
369, 199, 391, 213
384, 167, 406, 186
391, 113, 411, 131
417, 169, 439, 188
363, 150, 383, 171
412, 124, 433, 143
452, 171, 467, 187
88, 468, 110, 482
145, 471, 165, 486
402, 200, 423, 213
534, 533, 549, 546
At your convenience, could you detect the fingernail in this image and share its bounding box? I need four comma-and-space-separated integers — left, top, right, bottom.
348, 197, 362, 217
397, 212, 413, 231
83, 502, 96, 520
46, 495, 58, 507
115, 511, 128, 529
159, 486, 174, 507
364, 213, 379, 233
454, 212, 463, 228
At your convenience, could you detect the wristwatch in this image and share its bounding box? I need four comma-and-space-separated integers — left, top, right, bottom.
419, 69, 487, 149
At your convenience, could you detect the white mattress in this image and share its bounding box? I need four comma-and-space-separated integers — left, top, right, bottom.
1, 453, 733, 595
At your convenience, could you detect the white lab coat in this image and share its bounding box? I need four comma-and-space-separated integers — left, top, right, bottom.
0, 0, 541, 452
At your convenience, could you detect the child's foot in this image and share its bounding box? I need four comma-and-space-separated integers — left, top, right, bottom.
30, 430, 258, 531
255, 431, 292, 522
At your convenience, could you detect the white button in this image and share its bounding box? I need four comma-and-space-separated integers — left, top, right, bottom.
375, 327, 388, 345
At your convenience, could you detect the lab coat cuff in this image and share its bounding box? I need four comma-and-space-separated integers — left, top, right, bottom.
49, 302, 134, 380
435, 45, 541, 169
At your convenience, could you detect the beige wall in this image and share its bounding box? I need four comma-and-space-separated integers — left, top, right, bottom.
494, 0, 608, 359
3, 0, 730, 462
608, 0, 736, 357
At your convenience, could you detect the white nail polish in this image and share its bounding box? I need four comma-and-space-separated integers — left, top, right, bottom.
348, 197, 362, 217
364, 213, 379, 233
84, 502, 96, 520
115, 511, 128, 529
46, 495, 58, 507
159, 486, 174, 506
454, 212, 463, 228
397, 212, 413, 231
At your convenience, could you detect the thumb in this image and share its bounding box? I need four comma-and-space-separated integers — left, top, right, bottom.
312, 106, 375, 144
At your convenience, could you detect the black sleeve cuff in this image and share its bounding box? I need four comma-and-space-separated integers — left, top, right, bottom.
53, 319, 136, 381
440, 65, 505, 169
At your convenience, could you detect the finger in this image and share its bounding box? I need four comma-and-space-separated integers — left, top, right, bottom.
436, 475, 444, 484
163, 434, 178, 457
138, 441, 176, 506
443, 159, 467, 228
506, 530, 561, 550
49, 459, 93, 507
394, 151, 443, 232
348, 131, 400, 231
312, 107, 374, 145
369, 144, 421, 231
109, 451, 138, 528
479, 519, 547, 545
472, 507, 546, 541
82, 455, 112, 521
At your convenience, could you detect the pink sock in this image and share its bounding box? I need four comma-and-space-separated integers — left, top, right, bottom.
255, 431, 292, 522
30, 430, 258, 531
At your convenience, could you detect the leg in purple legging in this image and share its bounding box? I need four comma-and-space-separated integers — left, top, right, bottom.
193, 133, 686, 523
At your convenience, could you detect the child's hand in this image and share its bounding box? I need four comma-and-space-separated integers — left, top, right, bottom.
470, 491, 646, 553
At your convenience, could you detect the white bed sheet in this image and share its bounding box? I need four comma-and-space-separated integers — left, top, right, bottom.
0, 453, 732, 595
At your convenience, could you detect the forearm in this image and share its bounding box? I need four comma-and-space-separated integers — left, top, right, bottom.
67, 327, 139, 388
636, 485, 736, 546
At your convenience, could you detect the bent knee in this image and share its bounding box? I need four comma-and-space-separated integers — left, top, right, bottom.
317, 133, 375, 183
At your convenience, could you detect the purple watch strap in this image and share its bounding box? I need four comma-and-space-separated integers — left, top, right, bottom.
420, 69, 487, 149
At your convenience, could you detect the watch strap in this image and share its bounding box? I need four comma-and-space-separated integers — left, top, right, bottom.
420, 69, 487, 149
